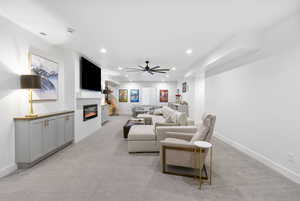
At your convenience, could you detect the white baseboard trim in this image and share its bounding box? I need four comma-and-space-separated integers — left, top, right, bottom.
0, 163, 17, 178
215, 133, 300, 184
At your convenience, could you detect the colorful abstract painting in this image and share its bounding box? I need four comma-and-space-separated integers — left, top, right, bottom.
119, 89, 128, 102
130, 89, 139, 102
30, 54, 59, 101
160, 89, 168, 102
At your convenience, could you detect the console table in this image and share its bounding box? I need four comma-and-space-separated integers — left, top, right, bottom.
14, 111, 74, 168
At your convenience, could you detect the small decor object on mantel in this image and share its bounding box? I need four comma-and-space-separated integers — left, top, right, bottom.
130, 89, 139, 103
182, 82, 187, 93
160, 89, 168, 102
119, 89, 128, 102
29, 53, 59, 101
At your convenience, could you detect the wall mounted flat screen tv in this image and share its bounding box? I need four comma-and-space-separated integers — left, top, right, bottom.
80, 57, 102, 91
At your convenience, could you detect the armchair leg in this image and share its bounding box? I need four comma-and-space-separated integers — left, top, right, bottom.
162, 146, 166, 173
203, 165, 208, 179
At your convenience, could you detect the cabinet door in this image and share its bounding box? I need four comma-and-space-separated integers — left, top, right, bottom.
64, 115, 74, 143
43, 119, 57, 154
56, 117, 65, 147
30, 121, 44, 161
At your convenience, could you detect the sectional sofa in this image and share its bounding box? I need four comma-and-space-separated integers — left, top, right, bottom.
127, 106, 196, 152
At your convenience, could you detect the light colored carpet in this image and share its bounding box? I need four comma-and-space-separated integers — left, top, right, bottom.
0, 115, 299, 201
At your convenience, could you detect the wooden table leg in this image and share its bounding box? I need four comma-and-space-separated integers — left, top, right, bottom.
209, 146, 212, 185
199, 149, 202, 189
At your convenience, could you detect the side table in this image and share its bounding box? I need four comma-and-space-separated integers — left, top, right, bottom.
194, 141, 213, 189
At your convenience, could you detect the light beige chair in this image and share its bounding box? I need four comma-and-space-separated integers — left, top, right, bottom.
160, 113, 216, 180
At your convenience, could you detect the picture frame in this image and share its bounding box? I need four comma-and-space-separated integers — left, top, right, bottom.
119, 89, 128, 102
182, 82, 187, 93
130, 89, 139, 103
29, 53, 59, 101
160, 89, 168, 102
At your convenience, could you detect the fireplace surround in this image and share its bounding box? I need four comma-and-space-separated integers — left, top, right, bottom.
83, 104, 98, 121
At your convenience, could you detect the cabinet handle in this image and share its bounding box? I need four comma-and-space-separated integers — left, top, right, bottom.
44, 120, 49, 128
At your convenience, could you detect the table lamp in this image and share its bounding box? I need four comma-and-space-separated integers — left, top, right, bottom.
20, 75, 41, 117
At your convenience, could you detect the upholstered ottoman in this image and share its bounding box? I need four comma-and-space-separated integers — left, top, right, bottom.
128, 125, 159, 153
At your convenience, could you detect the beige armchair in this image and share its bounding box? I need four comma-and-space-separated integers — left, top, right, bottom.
159, 113, 216, 180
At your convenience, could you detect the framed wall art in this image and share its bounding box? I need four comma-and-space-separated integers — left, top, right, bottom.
182, 82, 187, 93
29, 53, 59, 101
159, 89, 168, 102
130, 89, 139, 103
119, 89, 128, 102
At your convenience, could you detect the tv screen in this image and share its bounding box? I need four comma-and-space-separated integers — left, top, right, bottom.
80, 57, 102, 91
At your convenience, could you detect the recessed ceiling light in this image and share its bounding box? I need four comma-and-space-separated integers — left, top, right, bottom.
171, 67, 176, 71
118, 67, 123, 70
125, 74, 129, 77
40, 32, 47, 36
186, 49, 193, 55
100, 48, 107, 54
166, 75, 169, 78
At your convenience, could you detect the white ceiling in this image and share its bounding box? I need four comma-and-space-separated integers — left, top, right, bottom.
0, 0, 299, 81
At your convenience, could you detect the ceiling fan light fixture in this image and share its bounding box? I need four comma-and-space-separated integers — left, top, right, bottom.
125, 60, 170, 75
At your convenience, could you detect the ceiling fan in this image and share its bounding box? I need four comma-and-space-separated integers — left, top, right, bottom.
125, 60, 170, 75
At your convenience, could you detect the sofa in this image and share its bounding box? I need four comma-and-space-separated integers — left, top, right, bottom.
127, 106, 196, 152
131, 105, 162, 117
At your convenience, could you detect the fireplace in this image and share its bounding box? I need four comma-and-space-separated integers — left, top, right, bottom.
83, 104, 98, 121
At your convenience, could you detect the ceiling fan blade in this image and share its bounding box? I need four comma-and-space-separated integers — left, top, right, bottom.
150, 66, 160, 70
126, 69, 145, 72
125, 71, 140, 72
148, 71, 154, 75
153, 71, 166, 74
154, 68, 170, 71
138, 65, 145, 70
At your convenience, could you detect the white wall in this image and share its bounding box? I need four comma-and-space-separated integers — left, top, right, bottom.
205, 13, 300, 183
117, 81, 177, 114
0, 16, 70, 177
177, 73, 205, 122
206, 46, 300, 183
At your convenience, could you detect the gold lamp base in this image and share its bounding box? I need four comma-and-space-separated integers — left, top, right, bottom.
25, 89, 38, 118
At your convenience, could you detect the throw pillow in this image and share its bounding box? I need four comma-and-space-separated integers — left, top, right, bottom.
165, 116, 174, 123
190, 126, 209, 143
177, 112, 188, 126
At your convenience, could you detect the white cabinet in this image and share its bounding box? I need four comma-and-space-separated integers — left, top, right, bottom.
64, 115, 74, 143
43, 119, 57, 154
29, 120, 44, 161
14, 111, 74, 168
56, 117, 66, 147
